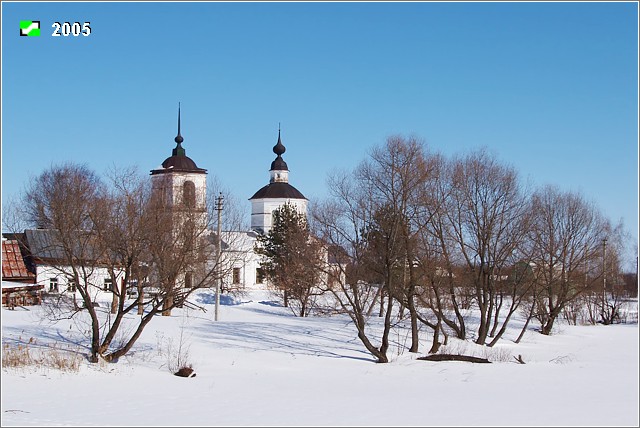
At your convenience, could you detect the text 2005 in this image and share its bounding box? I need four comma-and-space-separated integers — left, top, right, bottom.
52, 22, 91, 37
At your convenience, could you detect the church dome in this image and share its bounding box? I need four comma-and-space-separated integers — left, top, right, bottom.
150, 105, 207, 175
158, 153, 205, 172
249, 128, 306, 201
270, 156, 288, 171
250, 182, 306, 200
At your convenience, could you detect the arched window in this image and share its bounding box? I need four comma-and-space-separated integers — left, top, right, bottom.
183, 181, 196, 208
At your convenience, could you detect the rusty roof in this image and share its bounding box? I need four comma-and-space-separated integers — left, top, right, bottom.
1, 239, 35, 282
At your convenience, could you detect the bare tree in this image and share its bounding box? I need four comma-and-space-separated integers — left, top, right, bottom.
354, 136, 437, 353
597, 221, 630, 325
17, 162, 240, 363
529, 185, 607, 335
22, 163, 109, 362
444, 149, 532, 345
312, 172, 395, 363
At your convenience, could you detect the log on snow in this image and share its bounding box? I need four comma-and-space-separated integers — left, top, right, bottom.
417, 354, 491, 363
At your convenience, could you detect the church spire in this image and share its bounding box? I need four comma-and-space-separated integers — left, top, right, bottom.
269, 125, 289, 183
173, 103, 185, 156
273, 124, 286, 156
270, 125, 288, 173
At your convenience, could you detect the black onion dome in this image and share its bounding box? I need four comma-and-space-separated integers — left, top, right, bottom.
249, 182, 307, 200
273, 130, 286, 156
270, 156, 288, 171
270, 129, 288, 171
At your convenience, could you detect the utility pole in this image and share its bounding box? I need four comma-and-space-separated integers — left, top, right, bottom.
215, 193, 224, 321
602, 237, 607, 317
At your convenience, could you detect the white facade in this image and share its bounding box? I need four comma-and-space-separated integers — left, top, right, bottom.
35, 264, 125, 296
218, 231, 265, 290
250, 197, 308, 234
150, 171, 207, 211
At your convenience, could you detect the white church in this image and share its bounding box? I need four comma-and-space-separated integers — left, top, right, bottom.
3, 107, 318, 301
149, 107, 309, 291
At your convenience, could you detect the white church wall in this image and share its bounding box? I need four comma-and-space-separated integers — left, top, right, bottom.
250, 198, 308, 234
151, 172, 207, 210
219, 231, 267, 290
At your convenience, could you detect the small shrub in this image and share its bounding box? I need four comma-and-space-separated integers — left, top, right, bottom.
481, 346, 513, 363
2, 340, 82, 372
2, 343, 33, 368
44, 348, 81, 371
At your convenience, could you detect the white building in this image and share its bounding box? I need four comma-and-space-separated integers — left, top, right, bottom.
249, 129, 308, 235
223, 129, 309, 290
18, 228, 125, 297
147, 111, 309, 291
13, 110, 317, 296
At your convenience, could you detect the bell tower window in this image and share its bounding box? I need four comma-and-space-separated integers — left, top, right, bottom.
183, 181, 196, 208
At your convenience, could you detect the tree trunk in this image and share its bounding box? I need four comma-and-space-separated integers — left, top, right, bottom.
379, 291, 393, 359
418, 354, 491, 363
515, 301, 536, 344
104, 309, 159, 361
489, 293, 503, 337
300, 299, 306, 317
409, 307, 419, 353
446, 285, 466, 340
162, 292, 173, 316
366, 285, 383, 317
475, 284, 490, 345
541, 318, 554, 335
487, 310, 513, 347
428, 317, 442, 354
110, 278, 122, 315
137, 287, 144, 315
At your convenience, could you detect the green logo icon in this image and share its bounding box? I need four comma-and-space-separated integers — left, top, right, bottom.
20, 20, 41, 37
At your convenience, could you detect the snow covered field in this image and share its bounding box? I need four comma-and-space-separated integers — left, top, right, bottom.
2, 289, 638, 427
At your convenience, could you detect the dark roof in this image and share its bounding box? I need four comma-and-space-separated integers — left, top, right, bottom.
270, 156, 288, 171
249, 182, 307, 200
24, 229, 67, 261
24, 229, 105, 263
151, 154, 207, 175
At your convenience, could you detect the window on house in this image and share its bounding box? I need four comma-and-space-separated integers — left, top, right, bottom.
233, 268, 241, 284
184, 272, 193, 289
66, 279, 76, 293
256, 268, 265, 284
183, 181, 196, 208
49, 277, 59, 293
104, 278, 113, 292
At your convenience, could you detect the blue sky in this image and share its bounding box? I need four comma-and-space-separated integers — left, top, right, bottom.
2, 2, 638, 264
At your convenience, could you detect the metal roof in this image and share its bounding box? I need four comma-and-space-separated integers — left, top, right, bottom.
249, 182, 307, 200
1, 239, 35, 281
150, 155, 207, 175
24, 229, 105, 263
